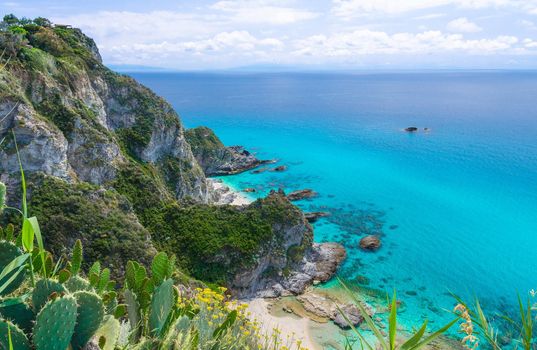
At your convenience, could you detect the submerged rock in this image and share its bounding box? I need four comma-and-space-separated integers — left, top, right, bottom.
359, 235, 381, 251
287, 189, 318, 201
272, 165, 288, 172
251, 167, 270, 174
304, 211, 330, 223
243, 188, 256, 193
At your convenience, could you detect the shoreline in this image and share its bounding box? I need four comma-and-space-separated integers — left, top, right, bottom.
208, 177, 254, 206
244, 298, 319, 350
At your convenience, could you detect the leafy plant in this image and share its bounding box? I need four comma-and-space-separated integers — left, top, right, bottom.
337, 278, 459, 350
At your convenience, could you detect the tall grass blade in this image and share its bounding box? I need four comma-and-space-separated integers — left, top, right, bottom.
408, 317, 459, 350
389, 290, 397, 350
335, 303, 374, 350
338, 277, 388, 349
400, 321, 428, 350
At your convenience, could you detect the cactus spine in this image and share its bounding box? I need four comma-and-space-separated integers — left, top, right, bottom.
0, 319, 30, 350
32, 279, 66, 311
71, 291, 105, 349
149, 278, 175, 336
33, 296, 78, 350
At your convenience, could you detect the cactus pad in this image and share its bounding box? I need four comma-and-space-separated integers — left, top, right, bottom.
149, 278, 174, 336
0, 319, 30, 350
33, 296, 78, 350
0, 241, 26, 296
32, 279, 66, 311
0, 298, 35, 333
93, 315, 120, 350
64, 275, 91, 293
71, 291, 105, 349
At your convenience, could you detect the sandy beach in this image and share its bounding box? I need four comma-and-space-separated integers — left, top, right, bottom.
209, 178, 253, 206
245, 298, 319, 350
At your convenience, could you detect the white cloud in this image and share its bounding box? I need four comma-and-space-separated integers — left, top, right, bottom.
110, 31, 283, 56
331, 0, 536, 18
292, 29, 520, 57
447, 17, 482, 32
210, 0, 319, 24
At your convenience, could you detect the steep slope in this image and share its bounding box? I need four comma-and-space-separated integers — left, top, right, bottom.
0, 23, 209, 201
0, 18, 344, 293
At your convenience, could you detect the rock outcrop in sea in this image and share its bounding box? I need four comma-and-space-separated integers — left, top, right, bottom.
185, 126, 274, 176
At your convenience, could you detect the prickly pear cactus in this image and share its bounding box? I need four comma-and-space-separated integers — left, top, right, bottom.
0, 298, 35, 333
0, 319, 31, 350
64, 275, 91, 293
124, 289, 140, 340
32, 279, 66, 311
71, 291, 105, 349
149, 278, 174, 336
0, 241, 26, 296
93, 315, 120, 350
33, 296, 78, 350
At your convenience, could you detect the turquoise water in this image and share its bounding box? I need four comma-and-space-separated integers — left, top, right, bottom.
132, 71, 537, 338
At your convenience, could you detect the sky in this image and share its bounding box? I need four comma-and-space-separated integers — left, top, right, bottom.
4, 0, 537, 70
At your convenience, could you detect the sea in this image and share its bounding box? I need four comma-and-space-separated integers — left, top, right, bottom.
131, 71, 537, 348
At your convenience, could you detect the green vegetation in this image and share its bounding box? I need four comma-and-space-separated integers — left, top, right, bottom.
185, 126, 225, 153
27, 174, 156, 272
113, 160, 303, 284
0, 162, 303, 350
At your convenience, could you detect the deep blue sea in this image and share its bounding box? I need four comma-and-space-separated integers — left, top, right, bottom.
131, 71, 537, 343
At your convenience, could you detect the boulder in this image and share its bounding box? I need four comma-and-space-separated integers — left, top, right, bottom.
359, 235, 381, 251
243, 188, 256, 193
287, 189, 318, 201
333, 304, 364, 329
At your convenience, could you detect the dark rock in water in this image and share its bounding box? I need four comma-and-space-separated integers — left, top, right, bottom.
243, 188, 256, 193
304, 211, 330, 223
287, 189, 318, 201
389, 225, 398, 230
359, 235, 381, 251
405, 126, 418, 132
251, 167, 270, 174
406, 290, 418, 296
272, 165, 288, 172
355, 275, 370, 285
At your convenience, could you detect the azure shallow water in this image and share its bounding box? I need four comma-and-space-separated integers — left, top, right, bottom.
131, 71, 537, 345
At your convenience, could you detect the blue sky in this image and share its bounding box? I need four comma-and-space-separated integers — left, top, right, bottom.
4, 0, 537, 70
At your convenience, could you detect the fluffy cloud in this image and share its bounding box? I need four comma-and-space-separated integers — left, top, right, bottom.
292, 30, 520, 57
447, 17, 482, 32
331, 0, 536, 18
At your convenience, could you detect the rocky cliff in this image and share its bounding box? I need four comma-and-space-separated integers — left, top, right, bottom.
0, 18, 344, 292
185, 126, 273, 176
0, 23, 209, 201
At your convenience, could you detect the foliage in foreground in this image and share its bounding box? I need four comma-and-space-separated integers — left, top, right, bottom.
337, 278, 459, 350
0, 130, 304, 349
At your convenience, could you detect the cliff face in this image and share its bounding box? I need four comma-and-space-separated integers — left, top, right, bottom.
0, 25, 210, 202
0, 20, 344, 290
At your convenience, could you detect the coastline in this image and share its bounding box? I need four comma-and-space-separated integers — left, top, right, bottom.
209, 177, 254, 206
245, 298, 318, 350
